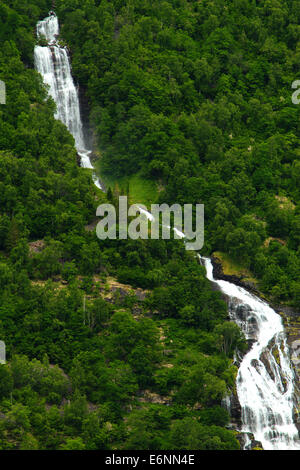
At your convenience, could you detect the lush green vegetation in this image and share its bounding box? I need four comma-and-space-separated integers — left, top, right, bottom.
54, 0, 300, 308
0, 0, 251, 450
96, 162, 159, 206
1, 0, 300, 451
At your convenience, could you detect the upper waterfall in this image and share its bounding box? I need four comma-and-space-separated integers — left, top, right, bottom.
36, 12, 59, 44
34, 12, 101, 188
201, 256, 300, 450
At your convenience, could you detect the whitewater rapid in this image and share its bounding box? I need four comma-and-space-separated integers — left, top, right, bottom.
201, 257, 300, 450
34, 12, 102, 189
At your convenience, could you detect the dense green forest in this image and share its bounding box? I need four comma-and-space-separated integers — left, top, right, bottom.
0, 0, 299, 451
55, 0, 300, 306
0, 0, 246, 450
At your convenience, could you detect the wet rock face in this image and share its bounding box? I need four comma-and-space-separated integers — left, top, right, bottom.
250, 440, 264, 450
259, 351, 276, 383
228, 300, 259, 343
222, 392, 242, 430
78, 85, 93, 149
293, 400, 300, 432
236, 433, 248, 449
279, 311, 300, 414
236, 432, 264, 450
291, 340, 300, 374
282, 314, 300, 378
250, 358, 261, 371
230, 393, 242, 428
235, 304, 251, 322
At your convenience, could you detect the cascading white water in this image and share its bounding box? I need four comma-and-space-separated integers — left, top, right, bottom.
201, 257, 300, 450
36, 11, 58, 44
34, 12, 101, 188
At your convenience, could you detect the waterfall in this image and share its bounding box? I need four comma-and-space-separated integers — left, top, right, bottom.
201, 257, 300, 450
34, 12, 102, 189
33, 11, 300, 452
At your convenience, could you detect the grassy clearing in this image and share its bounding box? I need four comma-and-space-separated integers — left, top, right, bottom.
94, 159, 158, 207
213, 251, 258, 285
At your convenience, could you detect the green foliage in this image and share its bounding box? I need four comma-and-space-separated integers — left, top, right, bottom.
54, 0, 300, 305
168, 417, 240, 450
213, 322, 247, 356
3, 0, 300, 451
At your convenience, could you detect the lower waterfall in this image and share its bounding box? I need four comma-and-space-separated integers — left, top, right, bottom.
201, 257, 300, 450
34, 12, 102, 189
120, 208, 300, 449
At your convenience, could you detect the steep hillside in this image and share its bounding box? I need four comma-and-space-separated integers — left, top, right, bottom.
0, 0, 244, 450
56, 0, 300, 308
